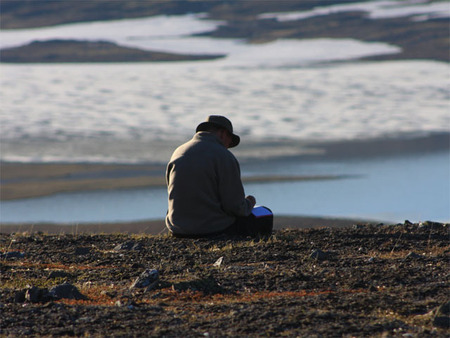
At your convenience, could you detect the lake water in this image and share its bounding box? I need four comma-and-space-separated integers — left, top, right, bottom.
1, 150, 448, 224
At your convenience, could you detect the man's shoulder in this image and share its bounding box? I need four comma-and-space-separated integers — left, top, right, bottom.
171, 132, 236, 160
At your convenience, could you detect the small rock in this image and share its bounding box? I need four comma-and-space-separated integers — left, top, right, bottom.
404, 220, 413, 225
433, 302, 450, 328
127, 301, 138, 310
114, 241, 143, 251
405, 252, 422, 260
49, 282, 87, 300
130, 269, 159, 290
419, 221, 443, 229
74, 247, 91, 255
213, 257, 224, 267
131, 262, 144, 269
1, 251, 25, 259
14, 290, 26, 303
310, 249, 333, 261
25, 286, 52, 303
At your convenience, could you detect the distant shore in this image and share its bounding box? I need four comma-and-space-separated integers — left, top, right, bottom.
1, 132, 448, 201
1, 1, 448, 63
0, 40, 225, 63
0, 161, 354, 201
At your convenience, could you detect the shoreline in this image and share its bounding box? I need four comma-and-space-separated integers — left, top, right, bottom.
0, 215, 384, 235
0, 161, 355, 201
2, 2, 448, 63
1, 132, 448, 201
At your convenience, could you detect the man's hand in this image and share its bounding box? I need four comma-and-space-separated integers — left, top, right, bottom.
246, 195, 256, 208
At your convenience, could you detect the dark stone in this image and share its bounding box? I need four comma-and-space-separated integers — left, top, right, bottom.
114, 241, 143, 251
419, 221, 444, 229
49, 282, 87, 300
25, 286, 52, 303
130, 269, 159, 290
2, 251, 25, 259
433, 302, 450, 328
405, 252, 423, 260
74, 247, 91, 255
14, 290, 26, 303
310, 249, 334, 261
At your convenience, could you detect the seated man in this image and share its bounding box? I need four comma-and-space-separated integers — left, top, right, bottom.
165, 115, 272, 238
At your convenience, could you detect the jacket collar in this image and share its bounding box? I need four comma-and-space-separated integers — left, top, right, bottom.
194, 131, 225, 147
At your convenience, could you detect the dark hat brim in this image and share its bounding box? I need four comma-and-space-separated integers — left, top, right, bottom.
196, 121, 240, 148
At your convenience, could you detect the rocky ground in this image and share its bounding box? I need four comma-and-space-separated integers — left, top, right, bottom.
1, 221, 448, 337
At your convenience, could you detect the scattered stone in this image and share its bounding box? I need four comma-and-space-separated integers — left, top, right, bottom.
14, 290, 26, 303
1, 251, 25, 259
130, 269, 159, 290
310, 249, 334, 261
404, 220, 413, 225
49, 282, 87, 300
1, 223, 448, 336
419, 221, 443, 229
114, 241, 143, 251
405, 252, 423, 260
25, 286, 52, 303
213, 256, 224, 267
74, 247, 91, 255
433, 302, 450, 328
131, 262, 145, 269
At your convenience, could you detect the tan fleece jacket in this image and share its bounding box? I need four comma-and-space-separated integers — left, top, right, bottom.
165, 132, 253, 235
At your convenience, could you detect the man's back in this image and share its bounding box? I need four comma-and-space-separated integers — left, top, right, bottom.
165, 131, 252, 236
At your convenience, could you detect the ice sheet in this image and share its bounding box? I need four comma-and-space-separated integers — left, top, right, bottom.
1, 60, 448, 163
259, 0, 450, 22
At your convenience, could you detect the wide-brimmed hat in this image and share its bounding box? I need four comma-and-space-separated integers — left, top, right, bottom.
196, 115, 240, 148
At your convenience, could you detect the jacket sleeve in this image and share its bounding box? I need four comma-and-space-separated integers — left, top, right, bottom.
217, 151, 253, 217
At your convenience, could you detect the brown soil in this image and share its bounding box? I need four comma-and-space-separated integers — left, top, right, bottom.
1, 221, 448, 337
